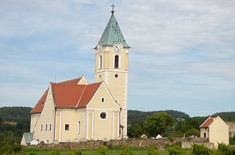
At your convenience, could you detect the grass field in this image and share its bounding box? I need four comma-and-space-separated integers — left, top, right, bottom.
23, 147, 192, 155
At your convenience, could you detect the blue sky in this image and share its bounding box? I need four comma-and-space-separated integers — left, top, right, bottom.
0, 0, 234, 117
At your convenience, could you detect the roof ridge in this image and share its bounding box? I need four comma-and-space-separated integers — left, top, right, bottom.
75, 85, 87, 108
57, 77, 81, 83
52, 83, 86, 87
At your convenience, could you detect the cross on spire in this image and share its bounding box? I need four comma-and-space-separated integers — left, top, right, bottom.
111, 4, 115, 14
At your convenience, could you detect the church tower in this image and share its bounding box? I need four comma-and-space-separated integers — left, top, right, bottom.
95, 6, 130, 138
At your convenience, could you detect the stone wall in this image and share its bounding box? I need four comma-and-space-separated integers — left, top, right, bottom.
182, 141, 214, 149
27, 138, 209, 150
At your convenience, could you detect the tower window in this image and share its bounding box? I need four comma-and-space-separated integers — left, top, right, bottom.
114, 55, 119, 68
204, 133, 206, 137
102, 98, 105, 102
99, 55, 102, 69
115, 74, 118, 78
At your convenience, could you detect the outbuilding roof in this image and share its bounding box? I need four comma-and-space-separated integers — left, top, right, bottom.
200, 117, 214, 128
23, 132, 33, 144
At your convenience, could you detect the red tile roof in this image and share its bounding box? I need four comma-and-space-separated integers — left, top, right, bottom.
30, 77, 102, 114
30, 89, 48, 114
77, 82, 101, 108
200, 118, 214, 128
57, 78, 82, 85
52, 84, 85, 108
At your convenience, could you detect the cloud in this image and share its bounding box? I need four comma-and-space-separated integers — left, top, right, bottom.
0, 0, 234, 115
117, 0, 235, 57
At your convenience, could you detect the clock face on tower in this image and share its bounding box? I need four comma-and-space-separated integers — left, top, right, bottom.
113, 42, 123, 53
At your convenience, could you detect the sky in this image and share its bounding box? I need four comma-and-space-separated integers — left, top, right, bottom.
0, 0, 235, 117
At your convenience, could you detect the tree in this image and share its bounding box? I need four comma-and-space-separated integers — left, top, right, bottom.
128, 122, 144, 138
185, 118, 199, 130
175, 120, 186, 133
144, 112, 175, 137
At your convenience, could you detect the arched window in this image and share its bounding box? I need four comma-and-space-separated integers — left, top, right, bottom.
99, 55, 102, 69
114, 55, 119, 68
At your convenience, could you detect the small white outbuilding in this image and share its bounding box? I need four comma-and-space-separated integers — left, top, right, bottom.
21, 132, 33, 146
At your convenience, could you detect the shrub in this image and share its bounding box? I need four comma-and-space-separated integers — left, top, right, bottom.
50, 150, 60, 155
26, 151, 36, 155
218, 143, 232, 155
103, 141, 107, 146
230, 148, 235, 155
120, 147, 133, 155
147, 144, 159, 155
167, 145, 183, 155
95, 146, 106, 155
107, 144, 113, 149
185, 128, 199, 137
192, 144, 212, 155
229, 136, 235, 145
73, 149, 82, 155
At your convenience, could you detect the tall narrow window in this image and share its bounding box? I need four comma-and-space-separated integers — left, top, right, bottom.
78, 121, 81, 135
99, 55, 102, 69
45, 124, 47, 131
204, 133, 206, 137
41, 125, 43, 131
49, 124, 51, 131
114, 55, 119, 68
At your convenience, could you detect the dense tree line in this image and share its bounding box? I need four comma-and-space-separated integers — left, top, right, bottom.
128, 110, 190, 125
0, 107, 32, 122
0, 117, 29, 154
128, 112, 201, 138
128, 112, 176, 138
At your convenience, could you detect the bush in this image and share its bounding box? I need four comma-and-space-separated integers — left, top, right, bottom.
73, 149, 82, 155
26, 151, 36, 155
107, 144, 113, 149
185, 128, 199, 137
192, 144, 212, 155
217, 143, 232, 155
167, 145, 183, 155
230, 148, 235, 155
95, 146, 106, 155
50, 150, 60, 155
147, 144, 159, 155
120, 147, 133, 155
229, 136, 235, 145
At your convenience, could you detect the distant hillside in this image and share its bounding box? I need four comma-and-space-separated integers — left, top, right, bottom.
213, 112, 235, 122
192, 111, 235, 125
0, 107, 32, 122
128, 110, 190, 125
1, 107, 234, 125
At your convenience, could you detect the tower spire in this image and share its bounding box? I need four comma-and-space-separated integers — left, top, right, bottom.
111, 4, 115, 14
97, 5, 130, 48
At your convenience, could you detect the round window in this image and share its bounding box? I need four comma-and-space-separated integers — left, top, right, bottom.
115, 74, 118, 78
100, 112, 106, 119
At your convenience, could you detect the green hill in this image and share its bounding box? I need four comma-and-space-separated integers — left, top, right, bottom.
128, 110, 190, 125
0, 107, 32, 122
0, 106, 234, 126
192, 111, 235, 125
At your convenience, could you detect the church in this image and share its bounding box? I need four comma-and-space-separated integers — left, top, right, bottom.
22, 7, 130, 144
